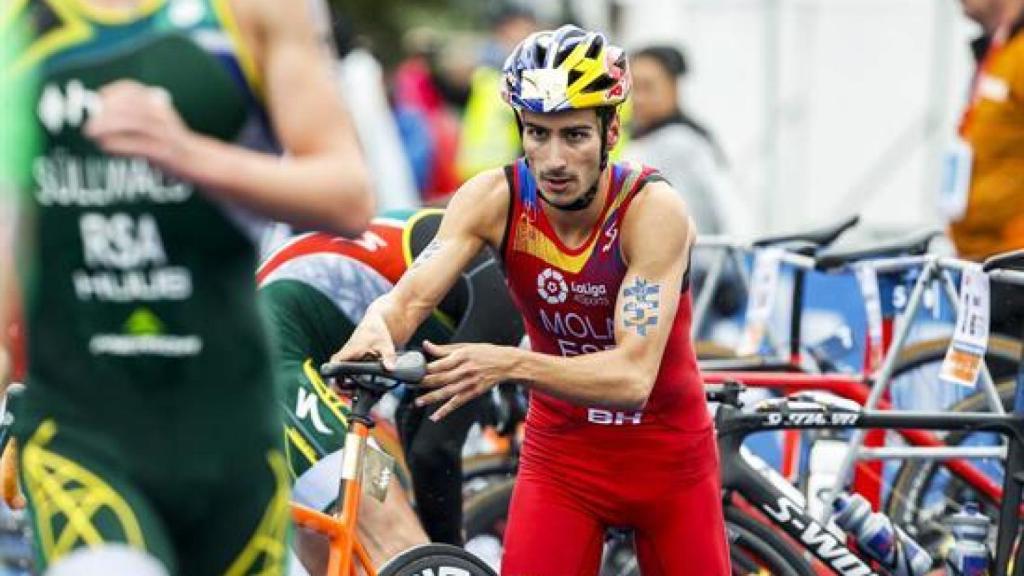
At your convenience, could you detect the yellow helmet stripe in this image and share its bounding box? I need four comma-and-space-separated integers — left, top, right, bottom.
556, 40, 591, 74
568, 91, 611, 109
568, 53, 607, 96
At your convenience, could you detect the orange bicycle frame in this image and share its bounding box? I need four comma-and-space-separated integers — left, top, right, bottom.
290, 418, 376, 576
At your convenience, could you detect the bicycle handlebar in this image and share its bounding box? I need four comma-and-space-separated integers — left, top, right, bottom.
320, 351, 427, 387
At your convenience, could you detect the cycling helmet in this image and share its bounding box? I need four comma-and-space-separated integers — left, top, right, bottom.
501, 24, 631, 114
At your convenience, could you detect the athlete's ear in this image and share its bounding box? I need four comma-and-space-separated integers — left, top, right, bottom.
605, 113, 621, 150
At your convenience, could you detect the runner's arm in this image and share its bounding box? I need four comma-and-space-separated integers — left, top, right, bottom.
185, 0, 373, 233
333, 170, 509, 362
84, 0, 373, 235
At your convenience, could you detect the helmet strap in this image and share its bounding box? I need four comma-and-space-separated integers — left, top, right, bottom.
597, 106, 615, 170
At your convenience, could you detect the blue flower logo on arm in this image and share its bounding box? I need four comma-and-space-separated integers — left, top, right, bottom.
623, 278, 660, 336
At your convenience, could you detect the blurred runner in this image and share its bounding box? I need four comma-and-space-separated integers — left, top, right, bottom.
3, 0, 373, 574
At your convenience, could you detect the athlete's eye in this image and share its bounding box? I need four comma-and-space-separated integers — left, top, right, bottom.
565, 130, 590, 143
525, 126, 548, 140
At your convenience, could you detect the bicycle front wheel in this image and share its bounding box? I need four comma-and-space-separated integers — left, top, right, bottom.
378, 544, 496, 576
725, 505, 816, 576
884, 380, 1014, 563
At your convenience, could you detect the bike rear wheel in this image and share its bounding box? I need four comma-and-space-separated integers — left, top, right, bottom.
884, 380, 1015, 563
378, 543, 496, 576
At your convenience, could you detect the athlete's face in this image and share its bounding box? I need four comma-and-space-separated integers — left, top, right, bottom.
520, 109, 619, 206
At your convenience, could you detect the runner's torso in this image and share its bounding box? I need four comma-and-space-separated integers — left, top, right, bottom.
501, 158, 710, 433
14, 0, 277, 440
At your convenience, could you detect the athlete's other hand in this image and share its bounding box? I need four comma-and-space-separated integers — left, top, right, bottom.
331, 312, 398, 371
84, 80, 198, 179
418, 340, 516, 421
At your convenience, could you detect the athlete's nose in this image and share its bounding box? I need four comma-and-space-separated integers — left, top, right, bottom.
545, 138, 569, 172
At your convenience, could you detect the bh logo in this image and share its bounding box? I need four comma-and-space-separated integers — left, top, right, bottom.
537, 268, 568, 305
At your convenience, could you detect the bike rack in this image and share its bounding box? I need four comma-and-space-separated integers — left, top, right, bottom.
819, 255, 1013, 524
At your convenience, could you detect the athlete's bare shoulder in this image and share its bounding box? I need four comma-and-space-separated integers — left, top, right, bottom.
444, 168, 511, 249
620, 178, 695, 265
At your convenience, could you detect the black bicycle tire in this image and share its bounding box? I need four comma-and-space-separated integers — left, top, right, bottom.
377, 543, 496, 576
883, 379, 1015, 554
882, 333, 1020, 522
882, 336, 1019, 554
725, 505, 816, 576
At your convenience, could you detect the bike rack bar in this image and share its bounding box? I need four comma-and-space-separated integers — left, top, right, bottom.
857, 445, 1006, 460
691, 247, 728, 337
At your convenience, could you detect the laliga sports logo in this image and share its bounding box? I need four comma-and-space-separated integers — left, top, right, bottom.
537, 268, 569, 305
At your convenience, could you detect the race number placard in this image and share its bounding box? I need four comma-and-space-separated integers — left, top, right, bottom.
939, 264, 990, 388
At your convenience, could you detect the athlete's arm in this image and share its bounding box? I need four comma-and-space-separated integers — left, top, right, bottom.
331, 170, 509, 365
83, 0, 373, 235
0, 198, 13, 390
420, 181, 694, 420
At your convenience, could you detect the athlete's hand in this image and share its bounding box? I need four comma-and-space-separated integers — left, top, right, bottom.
418, 340, 517, 421
83, 80, 198, 179
330, 311, 398, 370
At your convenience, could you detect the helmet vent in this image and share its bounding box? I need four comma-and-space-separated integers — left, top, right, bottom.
586, 75, 615, 93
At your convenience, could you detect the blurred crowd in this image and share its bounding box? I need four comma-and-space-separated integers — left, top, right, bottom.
286, 4, 748, 255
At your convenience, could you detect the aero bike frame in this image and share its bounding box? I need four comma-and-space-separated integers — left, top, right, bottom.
711, 382, 1024, 576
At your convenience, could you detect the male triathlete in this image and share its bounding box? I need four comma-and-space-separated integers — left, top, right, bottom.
257, 208, 523, 560
335, 25, 730, 575
4, 0, 373, 574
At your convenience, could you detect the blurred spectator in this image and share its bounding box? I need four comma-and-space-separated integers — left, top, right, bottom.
948, 0, 1024, 335
948, 0, 1024, 260
393, 28, 463, 202
331, 15, 419, 212
624, 45, 749, 236
456, 5, 538, 182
